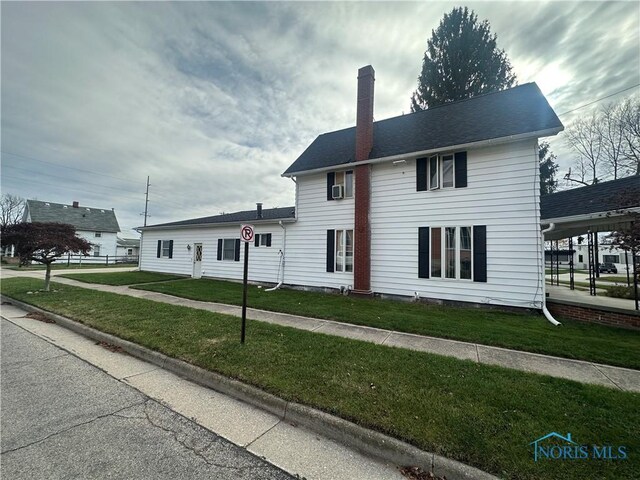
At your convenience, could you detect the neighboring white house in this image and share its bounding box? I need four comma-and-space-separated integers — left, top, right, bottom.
23, 200, 121, 262
116, 237, 140, 259
139, 67, 564, 310
573, 243, 634, 272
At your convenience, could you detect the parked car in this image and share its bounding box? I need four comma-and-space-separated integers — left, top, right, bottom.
598, 263, 618, 274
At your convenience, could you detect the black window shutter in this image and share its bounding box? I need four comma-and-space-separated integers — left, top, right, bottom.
473, 225, 487, 282
326, 229, 335, 272
217, 239, 223, 261
266, 233, 272, 247
254, 234, 260, 247
168, 240, 173, 259
416, 158, 427, 191
418, 227, 430, 278
157, 240, 161, 258
327, 172, 335, 201
234, 239, 241, 261
455, 151, 467, 188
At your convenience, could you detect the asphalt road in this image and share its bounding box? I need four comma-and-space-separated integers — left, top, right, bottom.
0, 318, 293, 480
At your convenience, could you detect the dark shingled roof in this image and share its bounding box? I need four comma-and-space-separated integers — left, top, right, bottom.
284, 82, 563, 175
541, 175, 640, 220
144, 206, 296, 229
25, 200, 120, 232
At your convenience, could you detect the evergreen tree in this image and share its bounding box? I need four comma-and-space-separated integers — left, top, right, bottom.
411, 7, 516, 111
539, 141, 559, 196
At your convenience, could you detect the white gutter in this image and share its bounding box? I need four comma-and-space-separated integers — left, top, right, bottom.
540, 222, 561, 326
139, 218, 297, 232
266, 220, 287, 291
282, 127, 563, 178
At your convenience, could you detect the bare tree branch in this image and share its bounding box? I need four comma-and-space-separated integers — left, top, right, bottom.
0, 194, 25, 230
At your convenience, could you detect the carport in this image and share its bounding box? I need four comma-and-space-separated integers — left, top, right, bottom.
540, 175, 640, 312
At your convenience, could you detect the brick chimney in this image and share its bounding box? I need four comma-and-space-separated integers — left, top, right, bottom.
72, 201, 79, 208
353, 66, 374, 295
256, 202, 263, 219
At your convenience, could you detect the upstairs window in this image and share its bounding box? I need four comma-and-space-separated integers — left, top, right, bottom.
327, 170, 354, 200
417, 152, 467, 191
95, 232, 102, 238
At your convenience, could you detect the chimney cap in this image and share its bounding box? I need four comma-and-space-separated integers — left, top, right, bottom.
358, 65, 375, 78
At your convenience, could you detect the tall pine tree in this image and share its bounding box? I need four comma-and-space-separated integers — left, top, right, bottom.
411, 7, 516, 111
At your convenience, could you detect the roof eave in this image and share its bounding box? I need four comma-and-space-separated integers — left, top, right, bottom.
139, 217, 297, 232
282, 126, 563, 178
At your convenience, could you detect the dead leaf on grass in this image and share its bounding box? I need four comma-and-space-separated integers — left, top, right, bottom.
96, 341, 125, 353
25, 312, 55, 323
399, 466, 445, 480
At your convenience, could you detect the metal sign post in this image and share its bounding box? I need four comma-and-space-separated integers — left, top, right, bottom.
240, 224, 254, 344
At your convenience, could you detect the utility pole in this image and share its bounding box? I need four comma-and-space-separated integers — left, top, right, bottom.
143, 176, 150, 227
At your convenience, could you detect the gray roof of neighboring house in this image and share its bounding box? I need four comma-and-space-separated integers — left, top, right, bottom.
283, 82, 563, 176
117, 238, 140, 248
25, 200, 120, 232
540, 175, 640, 220
143, 206, 296, 229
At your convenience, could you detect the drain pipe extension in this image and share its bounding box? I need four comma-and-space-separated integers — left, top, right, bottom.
541, 223, 561, 326
266, 221, 286, 292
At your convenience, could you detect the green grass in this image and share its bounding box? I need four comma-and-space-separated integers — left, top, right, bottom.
599, 275, 632, 284
126, 277, 640, 369
59, 271, 183, 285
2, 277, 638, 480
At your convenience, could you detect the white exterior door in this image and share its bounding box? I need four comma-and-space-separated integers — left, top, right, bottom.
192, 243, 203, 279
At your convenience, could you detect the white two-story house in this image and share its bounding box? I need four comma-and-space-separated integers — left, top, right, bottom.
139, 66, 564, 310
23, 200, 121, 262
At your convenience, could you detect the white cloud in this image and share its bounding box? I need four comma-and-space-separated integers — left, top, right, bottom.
1, 2, 638, 233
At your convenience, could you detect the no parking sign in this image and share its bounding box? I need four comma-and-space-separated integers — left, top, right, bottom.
240, 224, 254, 242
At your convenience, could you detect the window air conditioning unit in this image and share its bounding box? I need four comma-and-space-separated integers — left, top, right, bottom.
332, 184, 344, 199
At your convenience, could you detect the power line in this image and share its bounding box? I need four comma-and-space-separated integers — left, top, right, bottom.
1, 150, 143, 186
558, 83, 640, 116
3, 164, 146, 196
1, 174, 173, 208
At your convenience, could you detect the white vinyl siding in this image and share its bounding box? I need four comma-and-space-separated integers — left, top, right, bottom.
370, 139, 543, 308
285, 173, 354, 288
139, 225, 283, 281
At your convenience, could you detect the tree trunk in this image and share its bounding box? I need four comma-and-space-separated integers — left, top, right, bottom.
44, 263, 52, 292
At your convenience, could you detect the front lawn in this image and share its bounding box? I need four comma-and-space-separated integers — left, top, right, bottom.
2, 277, 638, 480
128, 277, 640, 369
59, 271, 184, 286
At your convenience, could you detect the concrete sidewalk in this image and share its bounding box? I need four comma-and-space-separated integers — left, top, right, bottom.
3, 269, 640, 392
1, 305, 405, 480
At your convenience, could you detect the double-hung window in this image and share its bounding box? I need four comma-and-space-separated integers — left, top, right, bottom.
222, 239, 236, 261
417, 152, 467, 191
161, 240, 171, 257
326, 229, 353, 273
335, 229, 353, 272
327, 170, 354, 200
156, 240, 173, 259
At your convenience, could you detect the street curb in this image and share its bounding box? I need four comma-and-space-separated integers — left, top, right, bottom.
1, 295, 499, 480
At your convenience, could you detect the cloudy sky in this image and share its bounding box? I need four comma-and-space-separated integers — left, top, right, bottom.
2, 1, 639, 236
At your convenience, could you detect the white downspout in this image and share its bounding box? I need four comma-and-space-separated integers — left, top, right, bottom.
541, 223, 561, 326
266, 220, 286, 291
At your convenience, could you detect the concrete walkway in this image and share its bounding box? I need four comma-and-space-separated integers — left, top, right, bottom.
3, 268, 640, 392
0, 307, 404, 480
